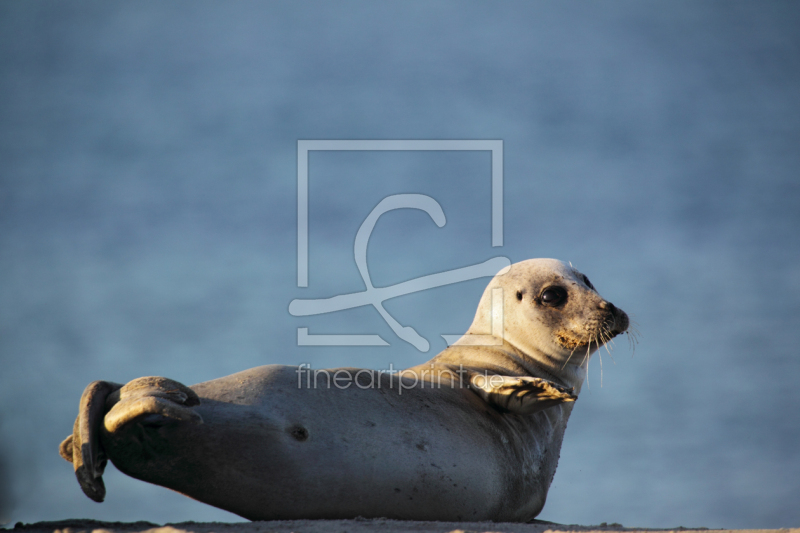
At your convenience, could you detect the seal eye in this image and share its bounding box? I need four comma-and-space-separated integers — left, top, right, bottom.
582, 275, 595, 291
540, 287, 567, 307
516, 291, 523, 301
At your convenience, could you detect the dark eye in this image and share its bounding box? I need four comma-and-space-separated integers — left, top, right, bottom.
582, 275, 595, 291
540, 287, 567, 306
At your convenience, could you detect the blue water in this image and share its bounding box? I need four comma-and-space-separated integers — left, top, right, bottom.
1, 1, 799, 528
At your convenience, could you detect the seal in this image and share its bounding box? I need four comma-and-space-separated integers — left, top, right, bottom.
59, 258, 629, 522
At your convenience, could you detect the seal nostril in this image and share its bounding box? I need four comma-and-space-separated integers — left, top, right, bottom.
289, 425, 309, 442
599, 301, 617, 312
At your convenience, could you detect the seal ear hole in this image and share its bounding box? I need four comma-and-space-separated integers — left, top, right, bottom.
289, 425, 309, 442
516, 291, 523, 301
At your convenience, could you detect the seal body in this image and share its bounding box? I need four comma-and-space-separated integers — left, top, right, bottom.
104, 366, 564, 521
60, 258, 629, 522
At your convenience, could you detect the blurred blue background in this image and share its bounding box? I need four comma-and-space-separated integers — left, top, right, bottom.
1, 1, 799, 529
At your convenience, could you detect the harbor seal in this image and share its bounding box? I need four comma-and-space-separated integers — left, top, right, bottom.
59, 258, 629, 522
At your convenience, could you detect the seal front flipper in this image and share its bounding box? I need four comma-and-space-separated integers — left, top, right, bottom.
59, 380, 122, 502
470, 375, 576, 415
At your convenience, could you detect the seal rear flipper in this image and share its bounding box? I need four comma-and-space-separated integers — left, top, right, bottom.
59, 380, 123, 502
104, 393, 203, 433
470, 375, 576, 415
99, 377, 203, 471
103, 376, 202, 430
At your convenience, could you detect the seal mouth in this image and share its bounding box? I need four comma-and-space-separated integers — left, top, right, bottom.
556, 334, 602, 351
555, 309, 629, 351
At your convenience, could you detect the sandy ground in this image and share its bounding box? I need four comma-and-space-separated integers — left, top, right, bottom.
4, 519, 798, 533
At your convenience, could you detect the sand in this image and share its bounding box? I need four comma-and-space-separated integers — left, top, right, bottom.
4, 519, 798, 533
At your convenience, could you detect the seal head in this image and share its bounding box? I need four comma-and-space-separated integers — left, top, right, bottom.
442, 258, 628, 392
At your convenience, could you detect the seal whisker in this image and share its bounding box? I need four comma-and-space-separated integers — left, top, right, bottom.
561, 344, 580, 370
625, 317, 641, 347
604, 330, 617, 365
598, 333, 608, 387
601, 329, 613, 356
601, 329, 617, 365
581, 340, 593, 389
624, 320, 641, 357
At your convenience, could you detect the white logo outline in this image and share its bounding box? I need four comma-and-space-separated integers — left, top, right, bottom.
293, 140, 505, 351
